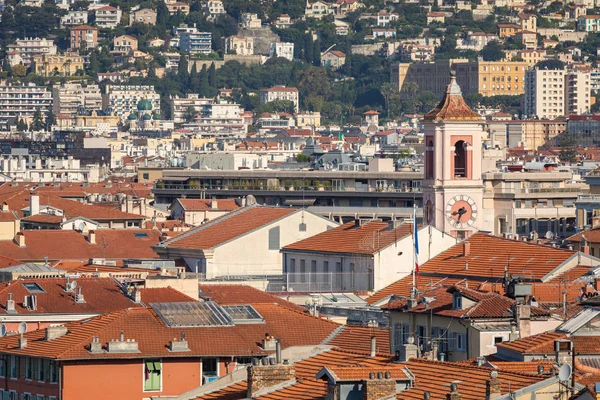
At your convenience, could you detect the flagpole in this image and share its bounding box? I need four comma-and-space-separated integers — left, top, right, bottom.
412, 203, 417, 292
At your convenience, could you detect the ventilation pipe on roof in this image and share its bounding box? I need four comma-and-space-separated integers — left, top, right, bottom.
275, 340, 281, 364
14, 232, 25, 248
75, 287, 85, 303
6, 293, 15, 314
88, 230, 96, 245
447, 382, 461, 400
485, 371, 502, 400
370, 336, 377, 358
45, 325, 68, 341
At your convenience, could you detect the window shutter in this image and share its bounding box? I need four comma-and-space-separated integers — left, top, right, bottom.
2, 391, 8, 400
146, 361, 155, 371
19, 357, 25, 380
448, 333, 454, 351
268, 226, 280, 250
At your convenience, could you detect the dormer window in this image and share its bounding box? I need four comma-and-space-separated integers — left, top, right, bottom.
452, 292, 462, 310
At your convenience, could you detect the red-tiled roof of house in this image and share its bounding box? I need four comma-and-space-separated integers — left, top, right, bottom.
327, 50, 346, 58
382, 285, 550, 319
424, 74, 482, 122
20, 214, 63, 224
366, 276, 473, 305
567, 227, 600, 243
399, 359, 545, 399
0, 229, 161, 262
0, 181, 153, 199
198, 284, 307, 313
144, 220, 187, 230
0, 189, 144, 221
0, 303, 340, 360
363, 110, 380, 115
138, 287, 197, 303
495, 331, 566, 355
71, 25, 97, 30
260, 86, 299, 92
0, 255, 21, 269
175, 198, 240, 212
160, 206, 297, 250
322, 364, 410, 381
0, 277, 142, 315
282, 221, 414, 255
0, 210, 18, 221
326, 325, 390, 354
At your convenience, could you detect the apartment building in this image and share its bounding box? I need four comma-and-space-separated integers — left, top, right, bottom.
113, 35, 138, 54
94, 6, 122, 28
31, 53, 85, 77
0, 84, 52, 125
204, 0, 225, 20
129, 8, 156, 25
498, 23, 521, 37
259, 86, 299, 112
524, 68, 591, 119
102, 85, 160, 120
224, 36, 254, 55
60, 11, 88, 28
52, 83, 103, 116
7, 37, 57, 66
567, 115, 600, 147
518, 13, 537, 32
70, 25, 98, 50
391, 60, 527, 98
179, 31, 212, 55
269, 42, 294, 61
516, 49, 547, 67
578, 15, 600, 31
169, 94, 214, 122
305, 0, 333, 19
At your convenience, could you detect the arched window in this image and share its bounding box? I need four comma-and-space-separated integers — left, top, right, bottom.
454, 140, 466, 178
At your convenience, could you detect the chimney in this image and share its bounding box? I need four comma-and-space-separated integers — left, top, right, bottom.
554, 340, 573, 365
261, 333, 277, 350
88, 230, 96, 244
508, 323, 519, 342
354, 218, 360, 228
0, 202, 8, 212
583, 245, 590, 255
363, 372, 397, 400
447, 382, 462, 400
430, 340, 439, 361
398, 336, 418, 362
485, 371, 502, 400
133, 287, 142, 303
462, 241, 471, 257
75, 287, 85, 303
89, 336, 103, 353
275, 340, 282, 364
30, 195, 39, 216
247, 362, 295, 398
370, 336, 377, 357
211, 197, 218, 209
107, 332, 139, 353
168, 332, 189, 352
45, 325, 68, 341
14, 232, 25, 247
516, 304, 531, 338
6, 293, 15, 314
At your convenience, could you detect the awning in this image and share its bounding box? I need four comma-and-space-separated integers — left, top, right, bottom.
162, 177, 189, 182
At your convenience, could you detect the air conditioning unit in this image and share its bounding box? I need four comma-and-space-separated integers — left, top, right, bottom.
203, 375, 218, 383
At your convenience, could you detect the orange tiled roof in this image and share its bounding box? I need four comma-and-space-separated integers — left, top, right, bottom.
495, 331, 566, 355
199, 284, 307, 313
160, 206, 297, 250
0, 303, 340, 360
0, 277, 143, 315
283, 221, 413, 255
139, 287, 198, 303
0, 210, 18, 221
0, 255, 21, 269
175, 198, 240, 212
323, 364, 410, 381
327, 325, 390, 354
20, 214, 63, 224
0, 229, 161, 261
567, 227, 600, 243
423, 74, 482, 122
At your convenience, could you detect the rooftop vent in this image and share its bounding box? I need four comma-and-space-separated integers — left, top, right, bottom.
89, 336, 103, 353
45, 325, 68, 341
107, 331, 140, 353
168, 332, 189, 352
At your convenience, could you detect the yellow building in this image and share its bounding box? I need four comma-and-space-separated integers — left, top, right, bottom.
498, 23, 522, 38
392, 60, 527, 98
516, 49, 547, 67
32, 53, 84, 77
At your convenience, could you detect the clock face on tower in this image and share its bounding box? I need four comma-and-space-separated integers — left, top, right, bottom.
446, 195, 478, 228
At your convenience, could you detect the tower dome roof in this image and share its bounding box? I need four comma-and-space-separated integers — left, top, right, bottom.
127, 112, 137, 120
137, 99, 153, 111
142, 113, 152, 120
423, 71, 482, 122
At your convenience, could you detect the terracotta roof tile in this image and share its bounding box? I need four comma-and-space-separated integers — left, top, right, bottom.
283, 221, 413, 255
198, 284, 307, 313
323, 365, 410, 381
327, 325, 390, 354
423, 75, 482, 122
495, 331, 566, 354
0, 303, 340, 360
139, 287, 198, 303
20, 214, 63, 224
176, 198, 240, 212
160, 206, 297, 250
0, 210, 18, 221
0, 229, 161, 262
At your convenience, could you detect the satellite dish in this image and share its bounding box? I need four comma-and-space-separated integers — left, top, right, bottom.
70, 281, 77, 291
17, 322, 27, 335
558, 363, 572, 381
0, 324, 7, 337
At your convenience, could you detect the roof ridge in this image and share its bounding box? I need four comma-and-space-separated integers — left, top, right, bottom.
321, 325, 345, 345
406, 359, 549, 378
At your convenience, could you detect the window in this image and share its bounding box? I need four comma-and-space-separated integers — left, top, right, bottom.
25, 357, 33, 380
454, 140, 467, 178
494, 336, 504, 345
9, 391, 17, 400
9, 356, 17, 379
202, 358, 217, 377
452, 292, 462, 310
49, 361, 57, 383
144, 360, 161, 391
323, 261, 329, 274
38, 359, 47, 382
268, 226, 280, 250
456, 334, 466, 351
289, 258, 296, 274
23, 283, 45, 294
299, 223, 306, 232
448, 332, 454, 351
142, 173, 149, 180
311, 260, 317, 274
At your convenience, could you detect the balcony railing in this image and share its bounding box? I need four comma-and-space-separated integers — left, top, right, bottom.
153, 182, 422, 193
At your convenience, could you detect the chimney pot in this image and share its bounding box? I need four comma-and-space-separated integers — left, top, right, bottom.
583, 245, 590, 255
463, 241, 471, 257
384, 371, 391, 379
377, 371, 383, 379
369, 372, 375, 379
370, 336, 377, 357
88, 230, 96, 244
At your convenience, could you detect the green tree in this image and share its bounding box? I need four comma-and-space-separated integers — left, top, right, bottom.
380, 82, 398, 116
156, 1, 169, 30
481, 40, 506, 61
45, 109, 56, 131
558, 131, 578, 164
11, 63, 26, 77
16, 118, 27, 132
183, 106, 197, 122
402, 81, 419, 97
535, 59, 566, 70
305, 34, 314, 64
208, 62, 217, 92
89, 51, 99, 74
31, 109, 44, 131
313, 38, 321, 66
198, 64, 209, 97
178, 55, 190, 86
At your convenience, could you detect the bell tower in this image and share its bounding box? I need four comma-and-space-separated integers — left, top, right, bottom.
422, 71, 484, 239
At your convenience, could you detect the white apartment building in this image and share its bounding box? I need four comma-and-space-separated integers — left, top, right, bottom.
7, 38, 57, 66
52, 83, 103, 116
567, 70, 592, 115
241, 13, 261, 28
204, 0, 225, 20
180, 100, 247, 136
102, 85, 160, 120
269, 42, 294, 61
224, 36, 254, 55
0, 84, 52, 124
259, 86, 300, 112
524, 68, 591, 119
60, 11, 88, 28
577, 15, 600, 31
179, 31, 212, 55
94, 6, 122, 29
524, 68, 566, 119
169, 94, 214, 122
0, 156, 106, 183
